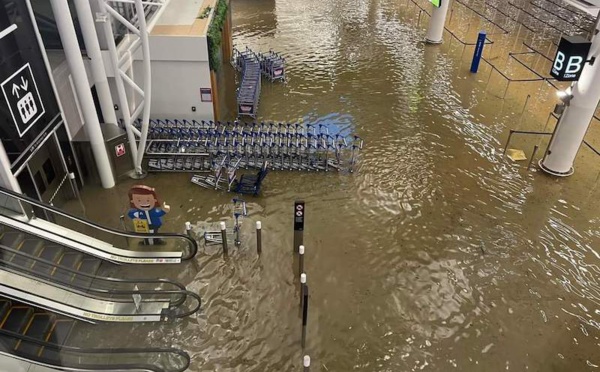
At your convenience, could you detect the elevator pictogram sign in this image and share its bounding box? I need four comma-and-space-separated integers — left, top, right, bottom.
1, 63, 45, 137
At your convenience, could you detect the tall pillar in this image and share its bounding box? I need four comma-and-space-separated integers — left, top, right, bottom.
72, 0, 118, 126
425, 0, 451, 44
49, 0, 115, 188
0, 141, 21, 193
540, 19, 600, 176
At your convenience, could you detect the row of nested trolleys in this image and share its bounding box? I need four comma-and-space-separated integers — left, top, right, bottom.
232, 47, 285, 119
138, 120, 363, 173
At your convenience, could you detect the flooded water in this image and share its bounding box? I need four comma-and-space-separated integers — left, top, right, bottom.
70, 0, 600, 371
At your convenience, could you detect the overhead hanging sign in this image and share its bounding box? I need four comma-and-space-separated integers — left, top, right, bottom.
1, 63, 45, 137
550, 35, 592, 81
0, 1, 62, 168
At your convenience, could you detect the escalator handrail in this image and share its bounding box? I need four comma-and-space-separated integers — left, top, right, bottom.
0, 185, 198, 260
0, 275, 202, 319
0, 242, 187, 293
0, 248, 202, 318
0, 328, 190, 372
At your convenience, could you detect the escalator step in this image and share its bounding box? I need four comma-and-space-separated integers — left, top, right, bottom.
11, 240, 44, 268
72, 259, 101, 288
34, 246, 64, 276
0, 300, 10, 325
0, 232, 25, 249
77, 258, 101, 276
52, 253, 83, 283
48, 320, 74, 345
15, 313, 52, 356
57, 253, 83, 270
1, 307, 34, 332
40, 319, 74, 359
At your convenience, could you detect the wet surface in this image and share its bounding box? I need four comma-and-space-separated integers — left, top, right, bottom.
67, 0, 600, 371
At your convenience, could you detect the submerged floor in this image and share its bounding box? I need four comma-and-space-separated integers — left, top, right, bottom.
66, 0, 600, 371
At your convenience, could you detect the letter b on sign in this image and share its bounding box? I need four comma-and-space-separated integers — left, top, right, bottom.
553, 52, 565, 72
566, 56, 583, 74
550, 36, 591, 81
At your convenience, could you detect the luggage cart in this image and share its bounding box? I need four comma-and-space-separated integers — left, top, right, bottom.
204, 198, 247, 246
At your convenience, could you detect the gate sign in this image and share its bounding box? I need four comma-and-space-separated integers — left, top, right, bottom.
1, 63, 45, 137
551, 36, 592, 82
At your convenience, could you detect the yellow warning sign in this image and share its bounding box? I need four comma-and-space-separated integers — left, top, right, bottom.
132, 218, 149, 233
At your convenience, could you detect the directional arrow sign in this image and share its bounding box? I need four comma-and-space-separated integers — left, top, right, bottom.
1, 63, 45, 137
11, 84, 19, 98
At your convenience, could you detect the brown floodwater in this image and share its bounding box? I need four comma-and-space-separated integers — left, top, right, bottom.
67, 0, 600, 371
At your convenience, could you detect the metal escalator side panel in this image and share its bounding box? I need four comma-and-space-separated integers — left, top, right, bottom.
0, 270, 169, 323
0, 185, 197, 262
0, 216, 183, 264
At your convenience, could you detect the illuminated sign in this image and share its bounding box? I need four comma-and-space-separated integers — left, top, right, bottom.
550, 36, 592, 81
430, 0, 442, 7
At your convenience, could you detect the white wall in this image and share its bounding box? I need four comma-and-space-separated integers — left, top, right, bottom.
131, 35, 214, 121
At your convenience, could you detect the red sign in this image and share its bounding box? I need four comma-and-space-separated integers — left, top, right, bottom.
115, 143, 126, 157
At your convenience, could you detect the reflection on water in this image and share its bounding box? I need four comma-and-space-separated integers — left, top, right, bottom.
69, 0, 600, 371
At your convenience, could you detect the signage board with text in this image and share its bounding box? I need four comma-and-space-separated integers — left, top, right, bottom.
550, 35, 592, 81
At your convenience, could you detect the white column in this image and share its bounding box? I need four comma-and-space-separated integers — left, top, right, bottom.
540, 20, 600, 176
425, 0, 451, 44
72, 0, 118, 126
0, 141, 21, 193
49, 0, 115, 188
133, 0, 152, 174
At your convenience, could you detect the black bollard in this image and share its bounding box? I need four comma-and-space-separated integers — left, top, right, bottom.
293, 200, 305, 253
299, 245, 305, 274
220, 222, 229, 257
301, 285, 309, 348
256, 221, 262, 255
300, 273, 306, 308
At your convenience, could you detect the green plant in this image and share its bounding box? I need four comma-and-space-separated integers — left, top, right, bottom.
207, 0, 228, 71
197, 6, 212, 19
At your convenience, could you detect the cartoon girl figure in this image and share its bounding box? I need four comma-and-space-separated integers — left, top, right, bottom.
127, 185, 170, 236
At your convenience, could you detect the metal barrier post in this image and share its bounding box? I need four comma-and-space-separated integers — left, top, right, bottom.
503, 130, 515, 154
256, 221, 262, 255
470, 31, 487, 73
528, 145, 539, 170
68, 172, 86, 217
220, 221, 229, 257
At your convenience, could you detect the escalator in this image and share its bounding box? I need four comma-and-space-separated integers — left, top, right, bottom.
0, 187, 200, 369
0, 185, 198, 264
0, 298, 191, 372
0, 223, 201, 323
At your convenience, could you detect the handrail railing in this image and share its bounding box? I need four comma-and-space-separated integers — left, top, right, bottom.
0, 185, 198, 261
0, 242, 186, 292
0, 328, 190, 372
0, 209, 189, 264
0, 246, 201, 320
0, 270, 201, 321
